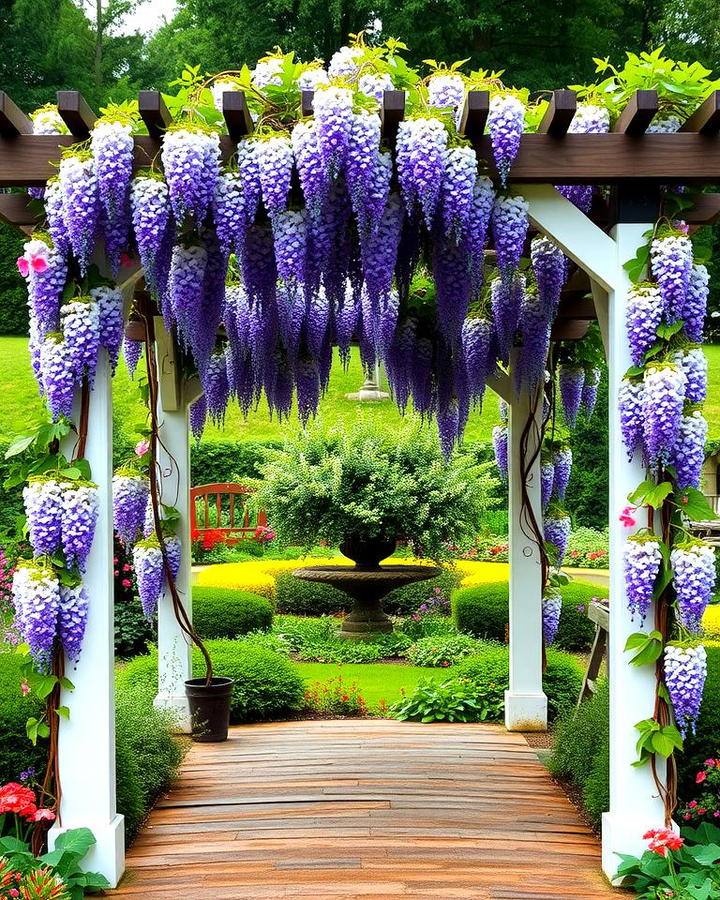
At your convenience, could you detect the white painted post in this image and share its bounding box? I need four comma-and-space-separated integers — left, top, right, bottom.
505, 380, 547, 731
50, 351, 125, 887
600, 222, 667, 878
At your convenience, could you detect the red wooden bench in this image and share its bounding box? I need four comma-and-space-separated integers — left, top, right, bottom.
190, 483, 268, 544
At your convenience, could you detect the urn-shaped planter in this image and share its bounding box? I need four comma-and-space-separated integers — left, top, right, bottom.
184, 676, 235, 742
339, 534, 397, 570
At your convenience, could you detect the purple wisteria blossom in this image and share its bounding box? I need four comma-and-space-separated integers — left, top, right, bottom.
544, 514, 571, 564
255, 135, 294, 218
672, 411, 708, 490
166, 243, 207, 344
358, 72, 394, 103
272, 208, 308, 289
22, 239, 67, 338
113, 471, 150, 546
491, 194, 529, 280
133, 539, 164, 618
541, 463, 554, 513
624, 537, 662, 622
40, 334, 76, 419
313, 86, 354, 175
131, 176, 171, 294
542, 589, 562, 645
292, 120, 330, 219
251, 57, 283, 88
61, 482, 98, 571
123, 337, 143, 378
487, 94, 525, 185
190, 395, 207, 442
328, 46, 363, 81
684, 264, 709, 343
441, 146, 477, 241
11, 560, 60, 671
58, 583, 88, 662
558, 365, 585, 428
161, 128, 220, 223
515, 286, 552, 392
650, 231, 693, 322
462, 315, 493, 401
491, 273, 525, 364
467, 177, 495, 292
642, 363, 687, 470
428, 73, 465, 110
531, 236, 565, 312
61, 297, 101, 386
23, 478, 64, 557
396, 117, 448, 228
91, 119, 134, 224
297, 68, 330, 91
92, 286, 124, 373
59, 154, 100, 274
582, 367, 601, 418
492, 424, 508, 482
202, 349, 231, 425
672, 543, 717, 632
619, 378, 645, 459
43, 180, 71, 256
437, 398, 460, 460
552, 447, 572, 501
345, 113, 384, 232
673, 347, 707, 404
664, 643, 707, 738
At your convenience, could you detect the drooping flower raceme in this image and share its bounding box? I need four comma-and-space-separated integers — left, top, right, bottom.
441, 146, 477, 241
626, 283, 664, 366
251, 57, 283, 88
166, 243, 208, 346
552, 447, 572, 501
90, 119, 134, 224
113, 471, 150, 546
22, 239, 67, 339
684, 264, 709, 343
544, 514, 571, 564
396, 117, 448, 227
328, 46, 363, 81
313, 86, 354, 176
672, 411, 708, 491
60, 297, 101, 386
671, 543, 717, 632
61, 482, 99, 571
542, 589, 562, 645
492, 424, 508, 482
130, 176, 171, 293
642, 364, 687, 470
515, 285, 553, 392
23, 478, 64, 557
664, 643, 707, 738
256, 135, 294, 217
297, 67, 330, 91
462, 315, 493, 401
428, 73, 465, 110
531, 236, 565, 312
491, 273, 525, 364
292, 119, 330, 219
123, 337, 142, 378
491, 194, 529, 280
59, 154, 100, 274
558, 365, 585, 428
358, 72, 394, 103
40, 334, 76, 420
672, 347, 707, 404
132, 538, 165, 618
624, 537, 662, 622
582, 367, 601, 418
43, 179, 71, 257
541, 463, 554, 513
487, 94, 525, 185
619, 378, 645, 460
189, 395, 207, 442
650, 231, 693, 322
11, 560, 60, 670
58, 582, 88, 662
91, 285, 124, 373
162, 128, 220, 224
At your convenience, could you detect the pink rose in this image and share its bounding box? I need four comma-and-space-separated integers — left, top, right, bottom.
122, 579, 132, 588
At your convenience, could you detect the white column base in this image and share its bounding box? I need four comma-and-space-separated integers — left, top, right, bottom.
504, 690, 548, 731
154, 691, 192, 734
601, 811, 678, 882
49, 813, 125, 889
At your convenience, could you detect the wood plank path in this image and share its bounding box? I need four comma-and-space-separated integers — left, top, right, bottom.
111, 719, 622, 899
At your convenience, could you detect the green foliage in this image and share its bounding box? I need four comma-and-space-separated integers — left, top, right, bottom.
390, 677, 497, 723
254, 419, 500, 563
402, 633, 482, 667
454, 646, 583, 722
564, 372, 610, 529
452, 580, 602, 651
192, 440, 282, 485
0, 652, 46, 784
304, 675, 368, 716
680, 642, 720, 796
396, 613, 459, 642
384, 569, 461, 616
192, 586, 273, 639
566, 526, 609, 568
0, 224, 28, 336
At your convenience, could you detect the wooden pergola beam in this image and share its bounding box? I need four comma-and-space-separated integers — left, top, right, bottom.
138, 90, 172, 140
0, 193, 38, 230
680, 90, 720, 136
380, 90, 405, 145
57, 91, 96, 138
0, 91, 32, 137
612, 90, 658, 135
223, 91, 254, 141
458, 90, 489, 141
537, 90, 576, 136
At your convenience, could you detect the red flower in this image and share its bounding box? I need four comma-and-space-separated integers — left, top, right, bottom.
643, 827, 684, 856
697, 770, 708, 784
0, 782, 38, 819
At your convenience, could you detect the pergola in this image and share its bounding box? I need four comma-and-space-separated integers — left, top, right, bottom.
2, 84, 720, 888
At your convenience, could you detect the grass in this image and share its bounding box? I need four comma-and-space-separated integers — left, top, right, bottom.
0, 336, 499, 444
293, 661, 447, 710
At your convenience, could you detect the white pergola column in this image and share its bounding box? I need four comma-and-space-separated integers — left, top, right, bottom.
51, 351, 125, 887
523, 185, 666, 877
152, 321, 197, 732
599, 222, 667, 877
505, 381, 547, 731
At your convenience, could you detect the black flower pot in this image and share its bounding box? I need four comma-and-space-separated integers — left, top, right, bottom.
184, 677, 234, 742
339, 534, 396, 570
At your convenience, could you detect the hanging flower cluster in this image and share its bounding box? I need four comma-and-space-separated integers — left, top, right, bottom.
664, 644, 707, 738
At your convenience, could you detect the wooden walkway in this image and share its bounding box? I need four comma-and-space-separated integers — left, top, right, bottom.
111, 719, 620, 899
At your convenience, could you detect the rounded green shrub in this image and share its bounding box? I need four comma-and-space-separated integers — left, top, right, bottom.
0, 653, 46, 784
192, 640, 305, 723
679, 641, 720, 794
452, 580, 602, 651
403, 634, 481, 667
453, 645, 582, 722
192, 586, 273, 639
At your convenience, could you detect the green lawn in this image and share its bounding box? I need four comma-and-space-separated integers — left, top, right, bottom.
2, 334, 720, 444
294, 661, 447, 710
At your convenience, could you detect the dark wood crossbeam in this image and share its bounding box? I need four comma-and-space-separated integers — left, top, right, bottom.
301, 90, 314, 117
538, 90, 576, 136
380, 90, 405, 145
56, 91, 96, 138
222, 92, 254, 141
612, 90, 658, 135
458, 90, 489, 141
551, 319, 591, 340
680, 90, 720, 136
555, 297, 597, 320
138, 91, 172, 140
0, 92, 32, 137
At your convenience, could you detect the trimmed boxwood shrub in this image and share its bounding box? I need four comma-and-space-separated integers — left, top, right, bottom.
192, 586, 273, 639
452, 579, 603, 651
453, 645, 583, 722
275, 568, 460, 617
0, 652, 46, 784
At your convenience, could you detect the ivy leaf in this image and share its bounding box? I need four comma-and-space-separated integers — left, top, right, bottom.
55, 706, 70, 720
628, 480, 673, 509
26, 717, 39, 745
656, 321, 684, 341
624, 630, 664, 666
624, 365, 645, 379
4, 433, 36, 458
34, 674, 58, 700
61, 467, 82, 480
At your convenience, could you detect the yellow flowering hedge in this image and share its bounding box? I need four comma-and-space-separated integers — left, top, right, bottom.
702, 604, 720, 638
194, 557, 508, 599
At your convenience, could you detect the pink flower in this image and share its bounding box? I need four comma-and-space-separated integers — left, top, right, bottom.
619, 505, 637, 528
16, 256, 29, 277
643, 827, 684, 856
705, 759, 716, 767
697, 771, 707, 784
30, 255, 48, 273
135, 439, 150, 457
33, 808, 56, 822
20, 681, 30, 697
122, 578, 132, 588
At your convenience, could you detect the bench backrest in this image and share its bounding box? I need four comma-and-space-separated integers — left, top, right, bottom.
190, 483, 268, 543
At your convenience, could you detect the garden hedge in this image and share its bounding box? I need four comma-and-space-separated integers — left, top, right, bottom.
453, 645, 582, 722
549, 641, 720, 828
275, 568, 460, 617
452, 579, 603, 651
192, 586, 274, 639
0, 652, 47, 784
